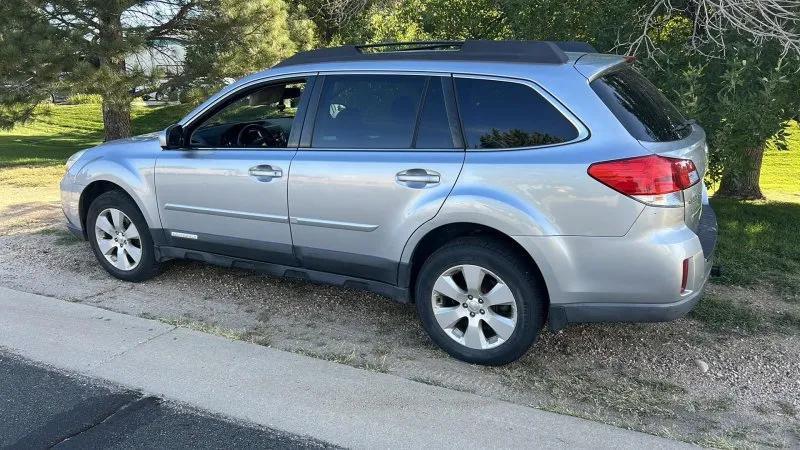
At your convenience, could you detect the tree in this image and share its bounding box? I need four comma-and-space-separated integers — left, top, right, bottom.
620, 0, 800, 199
0, 0, 204, 141
182, 0, 316, 86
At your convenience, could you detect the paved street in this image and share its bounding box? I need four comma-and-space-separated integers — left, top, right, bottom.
0, 352, 333, 449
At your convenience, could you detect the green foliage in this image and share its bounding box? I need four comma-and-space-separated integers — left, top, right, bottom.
0, 0, 200, 139
66, 94, 103, 105
183, 0, 316, 82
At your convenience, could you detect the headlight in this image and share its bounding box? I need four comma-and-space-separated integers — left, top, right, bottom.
65, 149, 87, 170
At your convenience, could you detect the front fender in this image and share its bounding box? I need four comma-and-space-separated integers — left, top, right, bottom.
74, 157, 161, 230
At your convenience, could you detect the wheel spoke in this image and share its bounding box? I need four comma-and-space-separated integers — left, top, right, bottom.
461, 265, 485, 293
114, 249, 129, 270
483, 282, 514, 306
125, 244, 142, 263
463, 321, 485, 349
97, 238, 115, 255
483, 313, 515, 341
433, 275, 465, 300
95, 216, 116, 236
109, 209, 124, 231
433, 306, 466, 329
124, 223, 140, 240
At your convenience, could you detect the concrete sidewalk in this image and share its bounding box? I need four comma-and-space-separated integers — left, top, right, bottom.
0, 286, 692, 449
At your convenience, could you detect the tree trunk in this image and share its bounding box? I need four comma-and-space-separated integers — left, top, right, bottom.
716, 146, 765, 200
97, 7, 131, 142
102, 100, 132, 141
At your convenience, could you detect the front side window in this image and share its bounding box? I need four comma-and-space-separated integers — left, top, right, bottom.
312, 75, 427, 149
191, 80, 306, 148
455, 78, 579, 149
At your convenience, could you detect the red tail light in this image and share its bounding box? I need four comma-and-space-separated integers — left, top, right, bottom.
588, 155, 700, 206
681, 258, 690, 293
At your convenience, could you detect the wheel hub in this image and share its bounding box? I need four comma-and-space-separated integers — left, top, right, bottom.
465, 297, 482, 313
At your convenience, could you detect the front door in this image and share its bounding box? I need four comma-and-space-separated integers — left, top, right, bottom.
156, 77, 312, 265
288, 74, 465, 283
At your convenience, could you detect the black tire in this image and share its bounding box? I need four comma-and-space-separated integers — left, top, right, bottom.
415, 237, 546, 365
86, 190, 161, 282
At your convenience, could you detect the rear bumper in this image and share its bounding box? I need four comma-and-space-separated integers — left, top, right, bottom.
516, 203, 718, 331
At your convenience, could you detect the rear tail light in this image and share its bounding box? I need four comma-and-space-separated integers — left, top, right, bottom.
587, 154, 700, 207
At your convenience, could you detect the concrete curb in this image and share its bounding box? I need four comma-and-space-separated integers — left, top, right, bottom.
0, 286, 692, 449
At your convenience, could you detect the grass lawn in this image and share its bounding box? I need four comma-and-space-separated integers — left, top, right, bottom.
0, 103, 190, 168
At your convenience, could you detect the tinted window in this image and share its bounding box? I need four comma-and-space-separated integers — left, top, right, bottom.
191, 81, 305, 148
312, 75, 426, 149
591, 68, 690, 142
455, 78, 579, 149
414, 78, 455, 148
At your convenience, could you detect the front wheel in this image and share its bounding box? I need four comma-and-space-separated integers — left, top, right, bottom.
86, 190, 161, 282
415, 237, 546, 365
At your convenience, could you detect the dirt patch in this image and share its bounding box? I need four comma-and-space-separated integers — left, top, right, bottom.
1, 225, 798, 448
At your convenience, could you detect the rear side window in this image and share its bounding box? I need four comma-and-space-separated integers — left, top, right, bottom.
455, 77, 579, 149
312, 75, 426, 149
591, 68, 690, 142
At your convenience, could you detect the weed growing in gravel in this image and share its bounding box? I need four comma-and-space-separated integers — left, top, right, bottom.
293, 346, 389, 373
145, 315, 273, 347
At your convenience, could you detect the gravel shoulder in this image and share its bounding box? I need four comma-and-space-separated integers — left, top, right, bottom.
1, 209, 798, 448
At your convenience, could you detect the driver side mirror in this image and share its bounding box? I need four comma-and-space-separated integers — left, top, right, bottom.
160, 124, 185, 149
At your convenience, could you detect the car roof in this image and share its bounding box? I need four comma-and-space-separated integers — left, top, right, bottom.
178, 41, 628, 126
274, 40, 596, 68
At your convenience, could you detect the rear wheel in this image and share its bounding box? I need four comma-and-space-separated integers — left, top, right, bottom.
415, 237, 546, 365
86, 190, 160, 282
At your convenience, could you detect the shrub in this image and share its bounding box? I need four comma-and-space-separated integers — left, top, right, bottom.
67, 94, 103, 105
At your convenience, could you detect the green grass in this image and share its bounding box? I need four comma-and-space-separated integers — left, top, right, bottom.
710, 198, 800, 298
0, 103, 190, 168
761, 121, 800, 202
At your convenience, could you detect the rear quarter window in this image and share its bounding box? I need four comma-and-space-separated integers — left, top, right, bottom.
591, 67, 691, 142
454, 77, 579, 149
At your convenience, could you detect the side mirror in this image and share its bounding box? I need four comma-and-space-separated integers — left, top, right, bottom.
160, 124, 185, 149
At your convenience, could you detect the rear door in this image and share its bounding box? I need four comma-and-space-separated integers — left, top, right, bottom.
288, 74, 465, 284
590, 67, 708, 231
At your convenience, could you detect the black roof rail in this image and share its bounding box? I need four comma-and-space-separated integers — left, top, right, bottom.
273, 40, 598, 68
552, 41, 598, 53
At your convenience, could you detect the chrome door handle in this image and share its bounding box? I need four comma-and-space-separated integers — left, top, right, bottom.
249, 165, 282, 179
396, 169, 440, 185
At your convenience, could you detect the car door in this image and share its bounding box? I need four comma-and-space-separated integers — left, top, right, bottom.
155, 77, 314, 265
288, 74, 465, 284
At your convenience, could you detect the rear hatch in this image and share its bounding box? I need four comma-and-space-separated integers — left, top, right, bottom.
589, 66, 707, 232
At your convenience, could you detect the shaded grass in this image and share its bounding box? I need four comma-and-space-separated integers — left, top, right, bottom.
710, 199, 800, 300
691, 293, 800, 333
690, 295, 764, 332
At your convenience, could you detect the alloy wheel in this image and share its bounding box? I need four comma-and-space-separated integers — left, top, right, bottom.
430, 264, 518, 350
94, 208, 142, 271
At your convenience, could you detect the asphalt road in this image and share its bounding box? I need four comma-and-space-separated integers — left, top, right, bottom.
0, 351, 334, 449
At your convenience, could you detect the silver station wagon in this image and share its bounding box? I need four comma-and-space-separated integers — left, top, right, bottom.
60, 41, 718, 365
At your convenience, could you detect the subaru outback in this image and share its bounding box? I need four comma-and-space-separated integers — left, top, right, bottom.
60, 40, 717, 365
